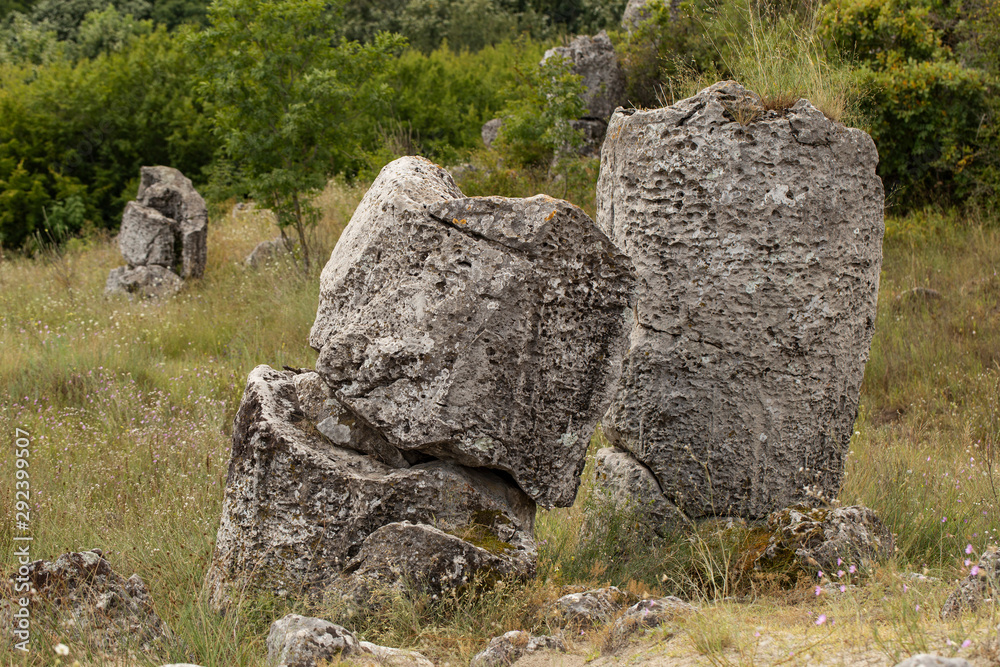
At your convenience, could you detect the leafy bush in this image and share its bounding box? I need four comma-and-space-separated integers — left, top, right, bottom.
0, 27, 215, 249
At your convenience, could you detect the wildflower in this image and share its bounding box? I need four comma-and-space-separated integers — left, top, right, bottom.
840, 585, 847, 593
962, 640, 971, 648
965, 544, 974, 555
817, 570, 824, 579
837, 570, 845, 578
849, 565, 856, 574
55, 644, 70, 656
971, 565, 980, 576
816, 614, 827, 625
815, 585, 822, 596
965, 559, 971, 567
837, 557, 843, 566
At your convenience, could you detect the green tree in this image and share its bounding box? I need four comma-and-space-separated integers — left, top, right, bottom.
197, 0, 403, 271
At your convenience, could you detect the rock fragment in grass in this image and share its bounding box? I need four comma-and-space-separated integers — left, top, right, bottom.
942, 547, 999, 619
604, 596, 697, 653
470, 630, 567, 667
0, 549, 170, 657
893, 655, 973, 667
596, 81, 885, 524
105, 264, 183, 299
267, 614, 432, 667
548, 586, 636, 629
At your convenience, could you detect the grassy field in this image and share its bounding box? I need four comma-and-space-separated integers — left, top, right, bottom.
1, 166, 998, 666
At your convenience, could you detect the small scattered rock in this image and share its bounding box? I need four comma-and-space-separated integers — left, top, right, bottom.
753, 505, 894, 575
245, 236, 295, 268
266, 614, 431, 667
942, 547, 999, 618
105, 264, 183, 299
893, 655, 972, 667
604, 596, 697, 653
1, 549, 170, 657
470, 630, 566, 667
896, 286, 942, 303
548, 586, 635, 629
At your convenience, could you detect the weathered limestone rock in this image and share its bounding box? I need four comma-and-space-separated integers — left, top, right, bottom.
266, 614, 432, 667
482, 118, 503, 148
594, 446, 687, 533
541, 31, 625, 120
471, 631, 567, 667
604, 596, 696, 653
622, 0, 655, 31
245, 236, 294, 268
941, 547, 999, 618
137, 166, 208, 279
894, 656, 973, 667
309, 156, 634, 508
752, 505, 894, 575
596, 82, 884, 522
1, 550, 170, 656
205, 365, 537, 610
547, 586, 634, 629
105, 264, 183, 299
119, 202, 178, 268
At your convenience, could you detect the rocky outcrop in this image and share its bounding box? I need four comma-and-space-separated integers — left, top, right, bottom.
1, 549, 170, 657
105, 264, 183, 299
595, 82, 884, 524
941, 547, 999, 618
751, 505, 895, 575
541, 31, 625, 121
107, 166, 207, 297
211, 157, 632, 608
470, 631, 566, 667
309, 156, 633, 509
205, 366, 536, 610
267, 614, 432, 667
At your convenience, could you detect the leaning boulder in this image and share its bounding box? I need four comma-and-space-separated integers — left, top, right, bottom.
541, 31, 625, 120
596, 82, 884, 523
1, 549, 170, 657
309, 156, 633, 508
205, 366, 537, 610
105, 264, 183, 300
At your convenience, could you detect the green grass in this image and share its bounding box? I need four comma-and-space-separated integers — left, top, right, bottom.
1, 175, 998, 665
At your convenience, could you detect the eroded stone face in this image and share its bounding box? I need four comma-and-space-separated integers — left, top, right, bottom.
137, 166, 208, 280
597, 82, 884, 522
205, 365, 537, 610
309, 156, 634, 508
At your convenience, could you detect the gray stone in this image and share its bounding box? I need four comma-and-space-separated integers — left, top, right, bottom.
136, 166, 207, 279
118, 201, 177, 268
605, 596, 696, 653
622, 0, 655, 31
893, 656, 972, 667
332, 521, 536, 605
594, 447, 687, 532
205, 365, 536, 610
0, 549, 170, 656
266, 614, 433, 667
548, 586, 634, 629
541, 31, 625, 120
105, 264, 183, 299
596, 81, 884, 522
470, 630, 566, 667
309, 156, 634, 508
753, 505, 895, 575
482, 118, 503, 148
245, 236, 295, 268
942, 547, 999, 619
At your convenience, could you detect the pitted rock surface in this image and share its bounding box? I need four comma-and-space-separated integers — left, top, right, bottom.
470, 630, 567, 667
205, 365, 536, 609
105, 264, 183, 299
753, 504, 894, 574
1, 549, 169, 656
941, 547, 999, 618
309, 156, 634, 508
540, 31, 625, 120
596, 81, 884, 521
